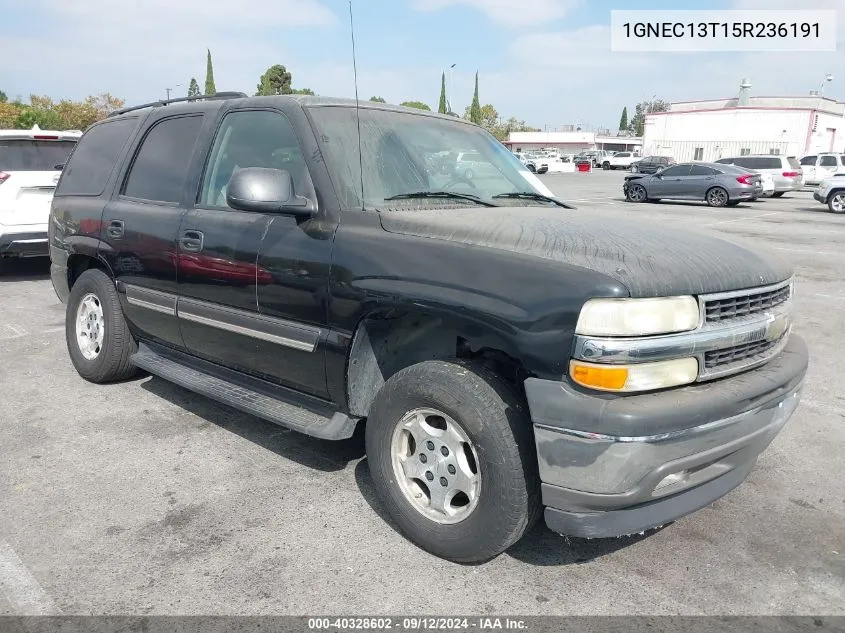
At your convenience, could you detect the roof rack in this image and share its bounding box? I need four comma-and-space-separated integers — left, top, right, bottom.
108, 92, 248, 118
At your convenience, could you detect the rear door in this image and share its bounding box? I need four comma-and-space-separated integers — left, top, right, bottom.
0, 136, 77, 229
685, 164, 718, 198
101, 113, 205, 349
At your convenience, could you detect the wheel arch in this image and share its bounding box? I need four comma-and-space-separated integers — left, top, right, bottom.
67, 251, 115, 290
345, 307, 529, 418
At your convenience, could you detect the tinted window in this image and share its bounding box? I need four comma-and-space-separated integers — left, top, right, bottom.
617, 153, 630, 158
689, 165, 716, 176
800, 155, 817, 165
55, 118, 138, 196
732, 157, 753, 168
747, 157, 780, 169
123, 115, 204, 203
660, 165, 691, 177
0, 139, 77, 172
199, 110, 313, 208
639, 158, 653, 165
820, 155, 838, 166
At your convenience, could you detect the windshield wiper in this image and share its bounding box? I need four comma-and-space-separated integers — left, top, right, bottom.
492, 192, 574, 208
384, 191, 497, 207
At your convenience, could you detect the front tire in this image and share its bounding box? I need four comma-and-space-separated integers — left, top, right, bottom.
828, 192, 845, 213
626, 182, 648, 202
365, 360, 540, 563
65, 268, 137, 383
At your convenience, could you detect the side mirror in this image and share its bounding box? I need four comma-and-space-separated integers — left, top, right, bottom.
226, 167, 314, 217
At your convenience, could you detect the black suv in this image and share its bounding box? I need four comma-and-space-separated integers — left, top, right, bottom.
49, 93, 808, 563
631, 155, 676, 174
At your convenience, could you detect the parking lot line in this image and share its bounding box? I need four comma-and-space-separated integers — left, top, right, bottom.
706, 211, 782, 227
0, 325, 26, 341
0, 541, 61, 615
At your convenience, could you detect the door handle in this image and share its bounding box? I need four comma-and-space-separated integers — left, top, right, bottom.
107, 220, 124, 239
180, 230, 204, 253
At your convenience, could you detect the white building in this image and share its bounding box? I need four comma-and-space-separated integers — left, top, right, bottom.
643, 83, 845, 162
503, 131, 643, 155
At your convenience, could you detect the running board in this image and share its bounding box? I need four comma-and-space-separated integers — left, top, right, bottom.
131, 344, 359, 441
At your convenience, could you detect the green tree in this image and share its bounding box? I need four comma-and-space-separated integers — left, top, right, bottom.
438, 72, 447, 114
400, 101, 431, 110
256, 64, 293, 96
469, 72, 481, 125
205, 49, 216, 95
619, 106, 628, 132
291, 88, 315, 95
0, 90, 7, 103
628, 98, 668, 136
369, 96, 386, 103
188, 78, 200, 97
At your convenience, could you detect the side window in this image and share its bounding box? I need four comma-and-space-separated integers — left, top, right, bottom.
689, 165, 716, 176
660, 165, 690, 177
800, 155, 817, 166
820, 155, 838, 167
122, 115, 204, 204
55, 117, 138, 196
199, 110, 313, 208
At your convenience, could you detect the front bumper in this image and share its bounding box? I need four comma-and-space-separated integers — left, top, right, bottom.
814, 191, 826, 203
525, 335, 808, 538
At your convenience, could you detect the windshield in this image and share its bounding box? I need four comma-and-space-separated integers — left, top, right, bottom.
0, 139, 77, 171
307, 106, 556, 210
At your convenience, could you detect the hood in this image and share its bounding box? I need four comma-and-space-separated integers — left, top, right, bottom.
379, 207, 792, 297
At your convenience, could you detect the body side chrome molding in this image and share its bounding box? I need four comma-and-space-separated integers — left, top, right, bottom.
176, 297, 321, 353
121, 284, 322, 353
124, 285, 177, 316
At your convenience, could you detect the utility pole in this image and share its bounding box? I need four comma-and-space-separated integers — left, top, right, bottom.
448, 63, 456, 113
165, 84, 182, 101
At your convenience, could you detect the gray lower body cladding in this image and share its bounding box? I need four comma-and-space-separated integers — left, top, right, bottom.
524, 335, 808, 538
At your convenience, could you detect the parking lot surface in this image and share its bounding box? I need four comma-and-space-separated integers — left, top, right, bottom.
1, 170, 843, 615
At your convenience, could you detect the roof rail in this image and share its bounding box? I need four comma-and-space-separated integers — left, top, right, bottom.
108, 92, 249, 118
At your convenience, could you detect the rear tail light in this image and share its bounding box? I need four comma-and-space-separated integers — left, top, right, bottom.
782, 171, 799, 177
736, 174, 754, 185
0, 171, 9, 185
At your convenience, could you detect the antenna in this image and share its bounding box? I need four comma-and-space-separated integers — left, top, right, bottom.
349, 1, 365, 210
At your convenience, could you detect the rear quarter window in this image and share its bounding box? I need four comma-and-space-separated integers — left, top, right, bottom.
56, 117, 140, 196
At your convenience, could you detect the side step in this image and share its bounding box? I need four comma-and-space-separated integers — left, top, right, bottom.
131, 344, 359, 441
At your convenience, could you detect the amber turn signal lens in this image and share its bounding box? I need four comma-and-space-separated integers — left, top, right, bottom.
570, 363, 628, 391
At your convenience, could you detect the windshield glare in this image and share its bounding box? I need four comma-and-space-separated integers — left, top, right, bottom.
307, 106, 555, 209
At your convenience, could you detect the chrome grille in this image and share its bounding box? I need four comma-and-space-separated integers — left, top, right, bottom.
703, 282, 791, 323
704, 333, 786, 369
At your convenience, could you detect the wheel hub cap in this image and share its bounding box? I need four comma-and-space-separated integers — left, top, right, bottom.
390, 408, 481, 524
832, 194, 845, 212
75, 293, 105, 360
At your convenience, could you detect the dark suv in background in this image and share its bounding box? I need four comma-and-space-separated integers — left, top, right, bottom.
630, 155, 675, 174
714, 155, 804, 197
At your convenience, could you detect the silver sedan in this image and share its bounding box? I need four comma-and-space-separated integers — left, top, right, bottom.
623, 162, 763, 207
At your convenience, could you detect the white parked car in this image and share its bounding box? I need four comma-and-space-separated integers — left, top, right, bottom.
799, 153, 845, 185
813, 174, 845, 213
601, 152, 637, 170
1, 127, 81, 267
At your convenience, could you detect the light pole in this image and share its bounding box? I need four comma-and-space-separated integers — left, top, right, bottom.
448, 63, 456, 113
819, 73, 833, 97
165, 83, 182, 101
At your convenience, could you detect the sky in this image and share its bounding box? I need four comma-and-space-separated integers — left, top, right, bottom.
1, 0, 843, 131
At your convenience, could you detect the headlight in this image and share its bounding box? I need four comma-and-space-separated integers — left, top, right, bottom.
575, 296, 701, 337
570, 358, 699, 392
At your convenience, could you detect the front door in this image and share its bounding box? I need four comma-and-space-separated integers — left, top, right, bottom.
177, 108, 333, 397
800, 155, 818, 183
101, 113, 206, 349
649, 164, 690, 198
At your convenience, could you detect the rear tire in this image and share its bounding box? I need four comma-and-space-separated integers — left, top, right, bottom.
706, 186, 729, 207
65, 268, 138, 383
771, 191, 785, 198
365, 360, 540, 563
